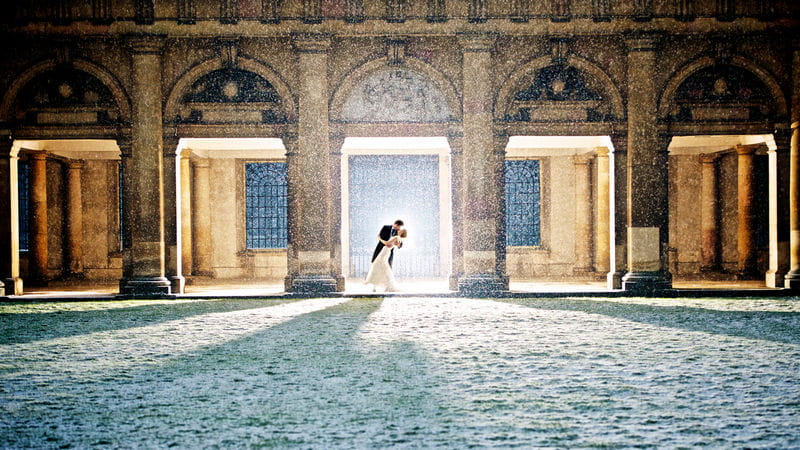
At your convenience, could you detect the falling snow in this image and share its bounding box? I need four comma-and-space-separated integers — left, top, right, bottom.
1, 297, 799, 448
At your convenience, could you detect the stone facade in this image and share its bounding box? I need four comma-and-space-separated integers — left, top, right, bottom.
0, 0, 798, 295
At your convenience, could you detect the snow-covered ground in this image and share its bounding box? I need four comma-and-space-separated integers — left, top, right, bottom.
1, 297, 799, 448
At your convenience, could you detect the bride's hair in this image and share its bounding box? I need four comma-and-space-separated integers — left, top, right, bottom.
398, 229, 408, 238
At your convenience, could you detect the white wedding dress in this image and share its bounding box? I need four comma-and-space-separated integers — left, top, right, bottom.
365, 245, 398, 292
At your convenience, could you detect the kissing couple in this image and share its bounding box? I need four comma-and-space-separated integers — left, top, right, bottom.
365, 219, 407, 293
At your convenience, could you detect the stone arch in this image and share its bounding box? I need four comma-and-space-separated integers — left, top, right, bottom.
495, 54, 625, 122
0, 58, 131, 123
658, 55, 787, 120
164, 56, 297, 124
330, 57, 461, 122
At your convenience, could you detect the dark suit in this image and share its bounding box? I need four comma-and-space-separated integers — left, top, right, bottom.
372, 225, 400, 267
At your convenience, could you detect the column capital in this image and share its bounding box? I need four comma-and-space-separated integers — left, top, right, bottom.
66, 159, 85, 170
457, 32, 498, 52
126, 34, 167, 54
162, 131, 180, 157
573, 153, 594, 165
736, 143, 760, 155
594, 146, 610, 157
28, 150, 48, 161
117, 135, 132, 158
292, 33, 331, 53
190, 158, 211, 169
179, 147, 193, 159
699, 152, 721, 164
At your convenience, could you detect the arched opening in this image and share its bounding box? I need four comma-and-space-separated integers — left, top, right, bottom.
503, 136, 615, 291
340, 137, 452, 293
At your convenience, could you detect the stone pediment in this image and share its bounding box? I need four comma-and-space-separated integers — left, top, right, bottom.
178, 67, 287, 124
669, 63, 772, 122
15, 66, 120, 125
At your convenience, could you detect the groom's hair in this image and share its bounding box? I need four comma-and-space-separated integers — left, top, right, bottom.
394, 219, 404, 226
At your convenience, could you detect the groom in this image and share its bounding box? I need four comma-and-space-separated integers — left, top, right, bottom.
372, 219, 404, 267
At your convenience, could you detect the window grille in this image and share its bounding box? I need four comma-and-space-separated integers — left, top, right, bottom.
505, 159, 541, 247
246, 162, 287, 249
18, 161, 30, 252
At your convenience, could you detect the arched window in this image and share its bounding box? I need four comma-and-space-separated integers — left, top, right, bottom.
246, 162, 287, 249
18, 161, 30, 252
505, 159, 541, 247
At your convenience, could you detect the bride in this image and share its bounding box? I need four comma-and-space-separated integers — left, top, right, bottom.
365, 229, 407, 292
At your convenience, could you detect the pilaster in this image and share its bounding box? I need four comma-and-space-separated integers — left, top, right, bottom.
456, 32, 507, 294
784, 39, 800, 290
767, 134, 789, 287
119, 35, 171, 297
573, 153, 594, 274
622, 34, 671, 293
447, 130, 464, 291
608, 134, 627, 289
0, 139, 22, 295
595, 147, 611, 274
163, 130, 184, 293
191, 158, 212, 277
286, 34, 338, 293
179, 148, 193, 279
330, 130, 346, 292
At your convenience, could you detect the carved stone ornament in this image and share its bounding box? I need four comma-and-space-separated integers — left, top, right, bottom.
341, 68, 451, 122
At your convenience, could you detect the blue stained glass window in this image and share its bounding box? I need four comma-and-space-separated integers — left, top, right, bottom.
505, 159, 541, 247
18, 161, 30, 252
246, 162, 287, 249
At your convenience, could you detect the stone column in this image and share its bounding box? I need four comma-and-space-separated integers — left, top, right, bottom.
65, 160, 84, 277
286, 33, 338, 293
736, 144, 759, 278
0, 140, 22, 295
179, 149, 193, 278
447, 131, 464, 291
699, 153, 721, 272
573, 153, 594, 274
622, 35, 671, 293
595, 147, 611, 274
162, 131, 184, 293
457, 32, 507, 294
119, 36, 171, 296
768, 132, 790, 287
785, 39, 800, 289
191, 158, 212, 277
28, 151, 48, 285
608, 134, 627, 289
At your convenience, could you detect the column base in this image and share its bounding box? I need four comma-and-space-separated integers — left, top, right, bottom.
765, 270, 786, 288
2, 277, 23, 296
621, 271, 672, 295
457, 274, 508, 295
285, 274, 339, 294
448, 273, 462, 291
784, 271, 800, 290
607, 271, 624, 289
119, 276, 172, 298
169, 276, 185, 294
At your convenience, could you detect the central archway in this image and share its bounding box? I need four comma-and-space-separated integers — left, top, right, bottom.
341, 137, 452, 285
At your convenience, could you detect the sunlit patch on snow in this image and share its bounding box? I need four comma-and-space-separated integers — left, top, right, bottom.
0, 298, 349, 380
